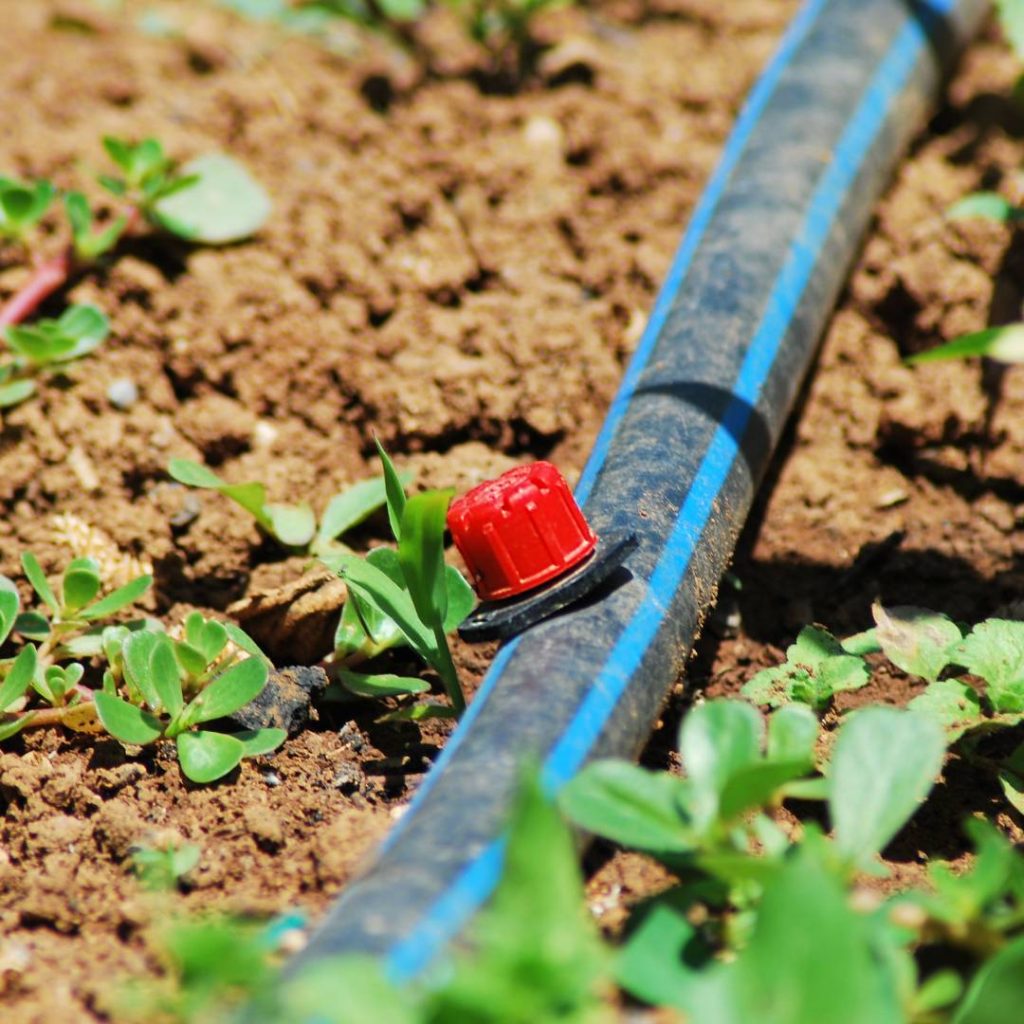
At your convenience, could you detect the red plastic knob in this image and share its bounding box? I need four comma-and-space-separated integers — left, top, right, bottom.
446, 461, 598, 602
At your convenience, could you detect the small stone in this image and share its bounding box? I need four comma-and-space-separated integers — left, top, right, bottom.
332, 761, 363, 794
106, 378, 138, 409
262, 771, 281, 788
337, 721, 365, 752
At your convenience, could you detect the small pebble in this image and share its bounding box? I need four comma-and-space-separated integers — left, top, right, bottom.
262, 771, 281, 788
106, 378, 138, 410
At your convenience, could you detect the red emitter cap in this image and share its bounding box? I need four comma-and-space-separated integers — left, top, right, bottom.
446, 461, 597, 602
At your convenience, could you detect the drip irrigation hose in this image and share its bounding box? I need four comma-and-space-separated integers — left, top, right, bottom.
290, 0, 989, 983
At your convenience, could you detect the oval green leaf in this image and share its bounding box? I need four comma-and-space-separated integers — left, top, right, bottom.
176, 729, 245, 783
153, 153, 271, 244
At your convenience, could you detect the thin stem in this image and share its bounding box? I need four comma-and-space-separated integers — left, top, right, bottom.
0, 250, 72, 327
431, 622, 465, 714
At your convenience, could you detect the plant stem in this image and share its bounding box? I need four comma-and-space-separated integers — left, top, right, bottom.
0, 250, 72, 326
0, 205, 140, 328
432, 623, 465, 714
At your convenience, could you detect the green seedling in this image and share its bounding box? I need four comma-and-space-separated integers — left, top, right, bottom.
741, 624, 870, 712
907, 323, 1024, 367
0, 177, 55, 244
130, 841, 201, 893
0, 552, 153, 739
167, 457, 406, 555
94, 620, 284, 783
0, 136, 270, 410
323, 441, 474, 716
0, 303, 109, 407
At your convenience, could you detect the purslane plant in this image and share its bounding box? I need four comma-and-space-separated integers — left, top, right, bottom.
0, 137, 269, 408
322, 441, 475, 717
167, 457, 406, 555
94, 615, 285, 783
0, 552, 153, 738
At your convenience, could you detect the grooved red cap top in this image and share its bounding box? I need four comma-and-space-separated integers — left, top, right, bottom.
446, 461, 598, 602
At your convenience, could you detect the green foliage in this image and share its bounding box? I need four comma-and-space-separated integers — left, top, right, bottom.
323, 444, 474, 715
64, 191, 127, 261
996, 0, 1024, 63
947, 191, 1024, 225
827, 706, 946, 871
741, 625, 869, 711
151, 153, 272, 245
0, 177, 54, 242
168, 457, 402, 554
0, 553, 154, 730
94, 618, 284, 783
907, 324, 1024, 366
130, 841, 201, 892
0, 304, 110, 408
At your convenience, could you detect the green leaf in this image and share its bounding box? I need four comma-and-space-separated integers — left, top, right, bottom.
4, 305, 109, 366
947, 191, 1021, 223
399, 489, 454, 630
443, 565, 476, 632
913, 971, 964, 1015
767, 704, 818, 764
0, 644, 37, 711
907, 325, 1024, 366
235, 727, 286, 757
337, 669, 429, 698
953, 935, 1024, 1023
186, 656, 268, 724
872, 603, 963, 681
828, 707, 946, 868
0, 712, 34, 743
221, 621, 272, 666
151, 634, 185, 717
281, 957, 417, 1024
380, 702, 457, 722
56, 303, 110, 356
0, 379, 35, 407
21, 551, 58, 613
61, 557, 101, 612
123, 630, 168, 710
332, 548, 407, 658
81, 573, 152, 620
997, 0, 1024, 62
680, 699, 762, 831
13, 610, 50, 640
265, 502, 316, 548
184, 611, 228, 665
742, 626, 869, 711
0, 577, 20, 646
64, 190, 92, 237
167, 457, 226, 489
331, 553, 436, 664
376, 439, 406, 542
958, 619, 1024, 713
683, 841, 904, 1024
376, 0, 426, 19
908, 679, 983, 738
94, 690, 164, 745
430, 767, 608, 1022
315, 474, 404, 549
152, 153, 271, 244
718, 759, 814, 823
0, 179, 53, 234
616, 891, 709, 1009
102, 135, 133, 173
176, 729, 245, 783
559, 759, 693, 855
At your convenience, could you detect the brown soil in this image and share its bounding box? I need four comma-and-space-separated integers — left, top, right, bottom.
594, 14, 1024, 932
0, 0, 798, 1019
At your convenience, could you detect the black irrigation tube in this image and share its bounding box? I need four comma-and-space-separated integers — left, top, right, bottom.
288, 0, 990, 984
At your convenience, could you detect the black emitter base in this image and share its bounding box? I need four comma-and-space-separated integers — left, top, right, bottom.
457, 531, 639, 643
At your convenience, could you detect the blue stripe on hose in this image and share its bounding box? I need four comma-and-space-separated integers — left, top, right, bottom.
385, 0, 952, 980
573, 0, 831, 507
381, 0, 829, 853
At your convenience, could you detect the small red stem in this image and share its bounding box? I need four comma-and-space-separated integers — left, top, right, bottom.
0, 205, 142, 329
0, 250, 73, 327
